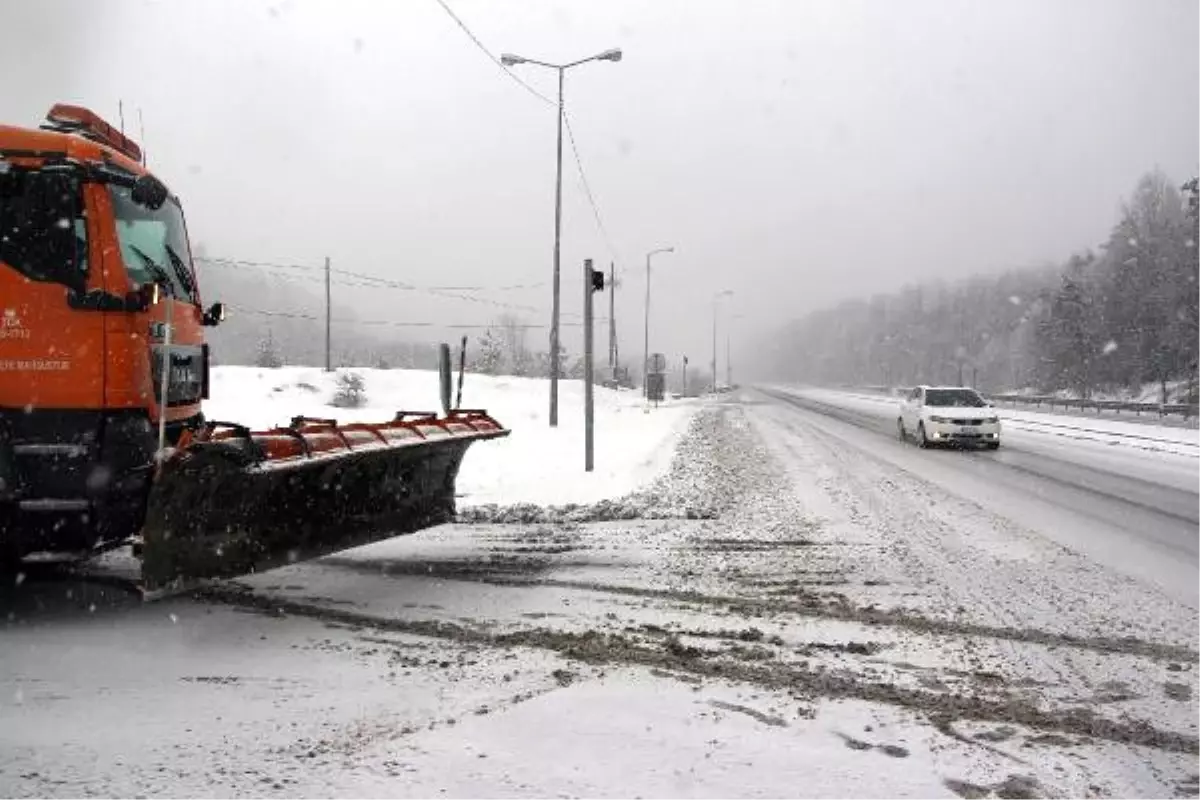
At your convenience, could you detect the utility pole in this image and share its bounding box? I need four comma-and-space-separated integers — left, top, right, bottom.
324, 256, 332, 372
711, 303, 717, 393
683, 355, 689, 398
584, 259, 603, 472
725, 327, 731, 388
712, 290, 732, 391
608, 261, 617, 380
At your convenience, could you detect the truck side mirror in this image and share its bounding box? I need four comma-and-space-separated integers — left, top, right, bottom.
202, 302, 226, 327
131, 174, 168, 210
125, 281, 160, 312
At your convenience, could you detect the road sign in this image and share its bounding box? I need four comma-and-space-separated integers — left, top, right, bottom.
648, 352, 666, 372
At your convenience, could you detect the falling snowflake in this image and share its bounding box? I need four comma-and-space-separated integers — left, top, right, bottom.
13, 689, 23, 704
56, 218, 71, 229
1008, 295, 1022, 306
13, 572, 24, 587
1102, 340, 1118, 355
169, 613, 179, 624
1128, 237, 1137, 246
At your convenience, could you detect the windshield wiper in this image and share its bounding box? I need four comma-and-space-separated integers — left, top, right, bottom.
163, 244, 195, 297
127, 244, 175, 295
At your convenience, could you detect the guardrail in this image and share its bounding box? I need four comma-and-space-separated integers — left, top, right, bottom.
987, 394, 1197, 420
854, 385, 1197, 419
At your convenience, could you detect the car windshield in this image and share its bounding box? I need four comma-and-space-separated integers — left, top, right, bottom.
925, 389, 987, 407
109, 184, 196, 302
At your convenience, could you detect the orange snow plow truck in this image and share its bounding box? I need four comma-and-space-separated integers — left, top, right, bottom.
0, 105, 508, 590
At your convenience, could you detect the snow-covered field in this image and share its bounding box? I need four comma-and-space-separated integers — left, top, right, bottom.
204, 366, 698, 508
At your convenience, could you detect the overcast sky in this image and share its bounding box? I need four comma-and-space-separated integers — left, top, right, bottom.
4, 0, 1197, 376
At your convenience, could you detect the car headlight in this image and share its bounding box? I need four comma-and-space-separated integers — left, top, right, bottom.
929, 415, 950, 423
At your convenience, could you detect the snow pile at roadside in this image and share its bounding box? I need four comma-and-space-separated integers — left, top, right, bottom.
458, 404, 762, 523
204, 366, 699, 508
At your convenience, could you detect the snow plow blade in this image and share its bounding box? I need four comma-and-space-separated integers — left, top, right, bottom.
140, 410, 508, 591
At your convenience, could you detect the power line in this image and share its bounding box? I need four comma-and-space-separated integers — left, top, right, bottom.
202, 255, 591, 322
430, 0, 622, 270
198, 256, 545, 293
430, 0, 555, 107
563, 111, 620, 266
226, 301, 608, 330
198, 256, 318, 273
328, 266, 548, 314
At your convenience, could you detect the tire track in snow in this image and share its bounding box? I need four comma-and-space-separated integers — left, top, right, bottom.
195, 583, 1199, 755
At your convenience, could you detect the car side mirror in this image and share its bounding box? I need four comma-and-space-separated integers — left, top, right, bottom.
202, 302, 226, 327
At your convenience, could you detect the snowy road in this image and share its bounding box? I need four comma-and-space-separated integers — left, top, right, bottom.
2, 397, 1197, 798
758, 386, 1200, 609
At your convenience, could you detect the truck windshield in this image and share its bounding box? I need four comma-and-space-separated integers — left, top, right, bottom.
0, 168, 88, 294
109, 184, 197, 303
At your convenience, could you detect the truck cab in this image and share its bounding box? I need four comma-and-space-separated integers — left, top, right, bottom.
0, 104, 223, 560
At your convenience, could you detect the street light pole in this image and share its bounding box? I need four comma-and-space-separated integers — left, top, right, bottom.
726, 326, 731, 388
726, 313, 744, 388
550, 66, 564, 427
711, 304, 716, 392
712, 290, 733, 392
501, 48, 623, 427
642, 246, 674, 397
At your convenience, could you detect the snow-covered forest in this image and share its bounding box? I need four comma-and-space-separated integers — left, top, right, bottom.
773, 171, 1199, 401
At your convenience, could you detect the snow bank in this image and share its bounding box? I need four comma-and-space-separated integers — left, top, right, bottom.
204, 366, 699, 508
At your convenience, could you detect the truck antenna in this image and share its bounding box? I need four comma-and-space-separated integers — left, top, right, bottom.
138, 108, 146, 165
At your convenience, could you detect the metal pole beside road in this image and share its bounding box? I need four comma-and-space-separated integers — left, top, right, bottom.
643, 253, 650, 397
549, 67, 564, 428
500, 48, 622, 427
608, 261, 616, 380
456, 335, 467, 409
324, 256, 331, 372
712, 289, 732, 392
584, 259, 599, 472
642, 246, 674, 396
711, 303, 717, 392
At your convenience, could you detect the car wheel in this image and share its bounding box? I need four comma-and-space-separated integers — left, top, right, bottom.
897, 418, 907, 442
986, 441, 1000, 451
917, 422, 930, 449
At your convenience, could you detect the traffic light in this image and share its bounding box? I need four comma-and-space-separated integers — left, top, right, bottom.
590, 268, 605, 292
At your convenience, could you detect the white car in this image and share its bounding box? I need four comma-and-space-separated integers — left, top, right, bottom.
897, 385, 1001, 449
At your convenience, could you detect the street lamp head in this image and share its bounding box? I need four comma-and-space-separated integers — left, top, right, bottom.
598, 48, 623, 62
500, 53, 525, 66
